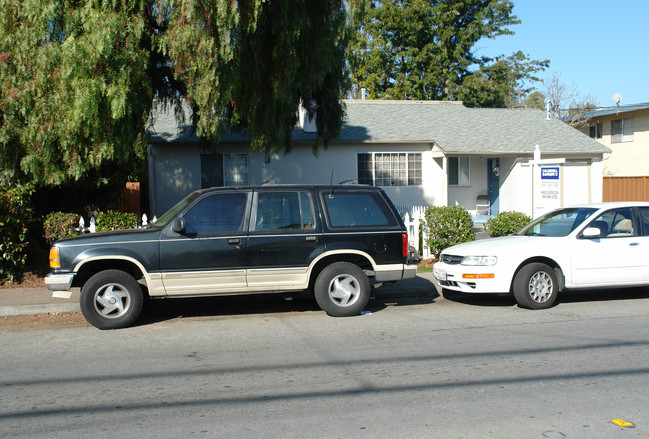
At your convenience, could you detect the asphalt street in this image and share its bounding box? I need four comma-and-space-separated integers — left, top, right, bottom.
2, 280, 649, 438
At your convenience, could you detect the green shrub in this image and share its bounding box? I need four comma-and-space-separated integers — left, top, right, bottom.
485, 211, 532, 237
0, 185, 34, 281
422, 205, 475, 259
43, 212, 79, 244
96, 210, 139, 232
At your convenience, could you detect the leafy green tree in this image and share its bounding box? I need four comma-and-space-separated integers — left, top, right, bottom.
162, 0, 359, 157
456, 52, 549, 107
0, 0, 157, 186
348, 0, 548, 106
1, 0, 356, 187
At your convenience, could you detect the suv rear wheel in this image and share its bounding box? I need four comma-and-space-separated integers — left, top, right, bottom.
80, 270, 144, 330
314, 262, 370, 317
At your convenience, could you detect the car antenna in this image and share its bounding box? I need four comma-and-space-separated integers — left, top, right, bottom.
329, 168, 335, 198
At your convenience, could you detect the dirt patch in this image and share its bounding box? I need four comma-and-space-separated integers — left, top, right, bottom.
0, 268, 47, 289
0, 313, 86, 331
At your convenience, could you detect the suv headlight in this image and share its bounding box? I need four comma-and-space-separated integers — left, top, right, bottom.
461, 255, 497, 266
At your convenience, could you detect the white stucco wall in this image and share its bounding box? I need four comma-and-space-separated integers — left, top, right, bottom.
149, 142, 604, 219
148, 142, 446, 217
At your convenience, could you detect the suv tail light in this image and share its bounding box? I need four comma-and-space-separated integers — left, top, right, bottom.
402, 233, 408, 258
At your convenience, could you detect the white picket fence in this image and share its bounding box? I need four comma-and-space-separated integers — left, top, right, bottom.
77, 214, 155, 233
395, 205, 432, 260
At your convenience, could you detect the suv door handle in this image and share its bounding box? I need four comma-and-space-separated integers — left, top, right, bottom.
306, 236, 317, 242
228, 238, 241, 245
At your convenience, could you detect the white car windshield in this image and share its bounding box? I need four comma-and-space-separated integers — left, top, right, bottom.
516, 207, 598, 237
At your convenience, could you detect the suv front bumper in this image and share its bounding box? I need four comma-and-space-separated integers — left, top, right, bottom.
45, 273, 75, 292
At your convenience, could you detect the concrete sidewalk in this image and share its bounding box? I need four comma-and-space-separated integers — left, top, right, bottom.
0, 272, 439, 317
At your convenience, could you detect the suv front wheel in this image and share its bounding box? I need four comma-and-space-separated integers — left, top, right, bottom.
80, 269, 144, 330
314, 262, 370, 317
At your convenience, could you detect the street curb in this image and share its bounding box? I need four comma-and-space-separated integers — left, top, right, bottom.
0, 303, 81, 317
0, 272, 439, 317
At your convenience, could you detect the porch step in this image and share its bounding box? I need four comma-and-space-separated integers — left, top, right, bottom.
472, 222, 489, 240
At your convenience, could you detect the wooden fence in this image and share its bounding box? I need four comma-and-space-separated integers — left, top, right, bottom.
603, 177, 649, 202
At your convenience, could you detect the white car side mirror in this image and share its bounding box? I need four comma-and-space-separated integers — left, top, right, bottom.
582, 227, 602, 238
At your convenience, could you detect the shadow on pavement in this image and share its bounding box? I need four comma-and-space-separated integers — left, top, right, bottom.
135, 285, 440, 327
440, 286, 649, 308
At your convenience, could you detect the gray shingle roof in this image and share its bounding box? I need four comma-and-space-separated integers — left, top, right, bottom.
147, 100, 610, 155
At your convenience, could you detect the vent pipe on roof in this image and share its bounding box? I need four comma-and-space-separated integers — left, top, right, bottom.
361, 87, 367, 100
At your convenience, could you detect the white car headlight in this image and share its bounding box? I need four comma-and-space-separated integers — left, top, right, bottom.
461, 255, 497, 266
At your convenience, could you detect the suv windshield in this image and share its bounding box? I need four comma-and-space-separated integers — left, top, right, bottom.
516, 207, 597, 237
151, 191, 202, 228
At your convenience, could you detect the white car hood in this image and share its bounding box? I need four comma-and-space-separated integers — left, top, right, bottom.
441, 235, 545, 256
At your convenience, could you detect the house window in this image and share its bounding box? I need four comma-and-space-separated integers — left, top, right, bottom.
201, 154, 248, 188
611, 118, 634, 143
589, 121, 602, 139
357, 153, 422, 186
448, 157, 470, 186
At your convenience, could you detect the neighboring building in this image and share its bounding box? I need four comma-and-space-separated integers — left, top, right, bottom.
147, 100, 610, 219
578, 102, 649, 201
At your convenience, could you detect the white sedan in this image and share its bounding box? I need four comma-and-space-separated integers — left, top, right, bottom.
433, 202, 649, 309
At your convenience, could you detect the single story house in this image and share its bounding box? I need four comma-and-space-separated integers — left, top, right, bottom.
147, 100, 610, 219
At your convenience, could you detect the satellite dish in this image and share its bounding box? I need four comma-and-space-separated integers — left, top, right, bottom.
612, 93, 623, 105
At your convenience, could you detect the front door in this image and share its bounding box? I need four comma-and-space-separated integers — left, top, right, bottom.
570, 207, 645, 286
488, 158, 500, 215
159, 190, 251, 295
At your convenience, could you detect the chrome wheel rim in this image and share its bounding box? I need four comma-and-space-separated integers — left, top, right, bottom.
93, 283, 131, 319
328, 274, 361, 307
528, 271, 553, 303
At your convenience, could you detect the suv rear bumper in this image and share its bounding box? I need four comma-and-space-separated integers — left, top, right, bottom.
375, 263, 417, 282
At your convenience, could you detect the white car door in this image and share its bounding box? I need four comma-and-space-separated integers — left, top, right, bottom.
570, 208, 645, 287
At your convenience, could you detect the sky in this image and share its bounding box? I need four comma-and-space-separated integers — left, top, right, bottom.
476, 0, 649, 107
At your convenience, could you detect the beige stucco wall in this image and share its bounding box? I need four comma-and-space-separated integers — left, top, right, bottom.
580, 110, 649, 177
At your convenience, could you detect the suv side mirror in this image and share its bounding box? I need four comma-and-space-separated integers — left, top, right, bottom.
171, 218, 186, 234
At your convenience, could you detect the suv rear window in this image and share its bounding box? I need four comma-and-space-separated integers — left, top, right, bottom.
323, 192, 391, 227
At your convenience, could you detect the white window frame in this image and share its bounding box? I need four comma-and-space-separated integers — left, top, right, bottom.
357, 152, 422, 187
611, 118, 634, 143
448, 157, 470, 186
200, 153, 249, 188
223, 153, 248, 186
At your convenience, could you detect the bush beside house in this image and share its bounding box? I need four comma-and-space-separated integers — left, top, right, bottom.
422, 205, 475, 258
485, 211, 532, 237
43, 212, 80, 244
0, 185, 34, 281
96, 210, 139, 232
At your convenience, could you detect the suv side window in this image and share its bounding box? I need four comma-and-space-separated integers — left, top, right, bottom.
184, 192, 248, 235
323, 192, 390, 227
255, 191, 315, 231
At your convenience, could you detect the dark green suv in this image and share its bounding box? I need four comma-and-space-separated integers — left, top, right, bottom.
46, 185, 417, 329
